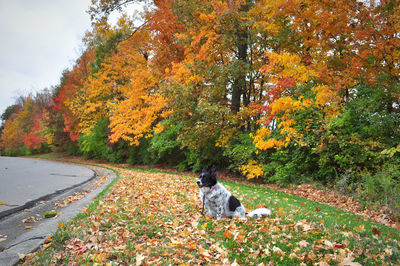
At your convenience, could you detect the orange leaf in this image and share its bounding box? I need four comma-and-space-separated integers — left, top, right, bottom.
223, 230, 232, 239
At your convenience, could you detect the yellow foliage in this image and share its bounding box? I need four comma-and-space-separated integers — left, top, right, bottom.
153, 122, 168, 135
312, 85, 341, 117
215, 128, 236, 148
249, 0, 286, 35
1, 117, 23, 151
240, 160, 264, 179
262, 52, 316, 85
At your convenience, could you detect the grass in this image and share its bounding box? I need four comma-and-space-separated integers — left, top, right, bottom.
24, 164, 400, 265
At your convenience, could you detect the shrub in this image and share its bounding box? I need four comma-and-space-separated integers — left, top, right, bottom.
78, 119, 109, 160
360, 163, 400, 220
149, 122, 185, 166
223, 133, 256, 173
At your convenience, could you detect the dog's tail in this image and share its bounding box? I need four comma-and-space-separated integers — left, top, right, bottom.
246, 208, 272, 218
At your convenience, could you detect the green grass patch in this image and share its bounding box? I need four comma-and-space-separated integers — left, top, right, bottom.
43, 210, 58, 218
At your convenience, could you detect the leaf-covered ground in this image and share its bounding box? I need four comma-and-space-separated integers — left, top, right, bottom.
25, 165, 399, 265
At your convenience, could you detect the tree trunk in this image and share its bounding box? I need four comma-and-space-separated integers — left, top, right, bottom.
231, 22, 248, 114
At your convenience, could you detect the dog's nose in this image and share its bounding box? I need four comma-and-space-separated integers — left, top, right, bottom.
196, 180, 200, 185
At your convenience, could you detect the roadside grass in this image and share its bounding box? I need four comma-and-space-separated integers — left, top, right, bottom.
25, 166, 399, 265
26, 152, 64, 159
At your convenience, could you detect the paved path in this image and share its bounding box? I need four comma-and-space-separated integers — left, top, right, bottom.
0, 157, 116, 266
0, 157, 94, 217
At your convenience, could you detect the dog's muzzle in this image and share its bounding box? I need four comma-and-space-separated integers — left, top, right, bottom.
196, 180, 204, 188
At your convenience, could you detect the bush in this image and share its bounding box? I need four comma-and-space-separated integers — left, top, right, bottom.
64, 141, 81, 156
360, 163, 400, 219
149, 122, 185, 166
78, 119, 109, 160
223, 133, 256, 173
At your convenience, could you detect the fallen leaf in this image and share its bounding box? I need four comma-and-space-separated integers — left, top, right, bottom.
223, 230, 232, 239
199, 247, 211, 258
136, 253, 146, 266
303, 224, 312, 232
298, 240, 309, 248
91, 253, 107, 263
43, 243, 52, 250
278, 207, 285, 216
338, 255, 362, 266
213, 244, 228, 257
76, 246, 88, 253
353, 224, 365, 232
334, 243, 346, 249
372, 227, 381, 236
22, 217, 36, 223
323, 239, 334, 248
272, 246, 284, 255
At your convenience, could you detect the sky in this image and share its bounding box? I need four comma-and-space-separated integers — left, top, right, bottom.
0, 0, 92, 116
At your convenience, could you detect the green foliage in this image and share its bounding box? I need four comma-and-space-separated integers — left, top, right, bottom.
1, 104, 19, 124
78, 119, 110, 160
318, 82, 400, 182
149, 122, 185, 166
223, 133, 256, 172
361, 163, 400, 219
259, 146, 317, 185
125, 138, 152, 165
64, 141, 81, 156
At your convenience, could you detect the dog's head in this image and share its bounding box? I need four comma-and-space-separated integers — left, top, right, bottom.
197, 166, 217, 188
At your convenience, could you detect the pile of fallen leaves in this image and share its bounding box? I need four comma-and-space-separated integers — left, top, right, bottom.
24, 166, 399, 265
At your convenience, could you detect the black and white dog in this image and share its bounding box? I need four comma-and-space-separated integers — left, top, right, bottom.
197, 166, 271, 219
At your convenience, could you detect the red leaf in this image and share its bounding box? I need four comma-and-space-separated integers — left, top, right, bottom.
334, 243, 345, 248
76, 246, 88, 253
215, 226, 223, 232
372, 227, 381, 236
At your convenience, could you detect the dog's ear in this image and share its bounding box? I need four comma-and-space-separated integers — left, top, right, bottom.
209, 165, 217, 177
201, 167, 208, 173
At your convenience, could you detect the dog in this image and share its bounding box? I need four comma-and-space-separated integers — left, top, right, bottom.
196, 166, 271, 219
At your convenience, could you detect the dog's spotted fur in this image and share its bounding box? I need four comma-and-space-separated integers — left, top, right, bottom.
197, 166, 271, 219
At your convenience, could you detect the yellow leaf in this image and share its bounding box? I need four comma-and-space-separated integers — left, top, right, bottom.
43, 243, 52, 250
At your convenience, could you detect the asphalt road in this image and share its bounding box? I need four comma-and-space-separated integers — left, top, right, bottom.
0, 157, 94, 216
0, 157, 116, 265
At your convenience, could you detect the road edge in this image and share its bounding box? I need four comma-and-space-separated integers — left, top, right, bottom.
0, 165, 118, 266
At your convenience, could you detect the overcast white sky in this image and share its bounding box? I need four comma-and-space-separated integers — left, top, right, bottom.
0, 0, 92, 116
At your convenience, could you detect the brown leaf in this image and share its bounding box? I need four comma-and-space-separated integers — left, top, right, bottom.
136, 253, 146, 266
199, 247, 211, 258
338, 255, 362, 266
